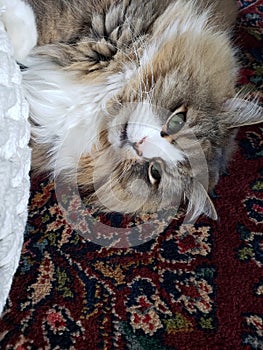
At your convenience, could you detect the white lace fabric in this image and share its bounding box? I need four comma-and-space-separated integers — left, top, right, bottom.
0, 17, 31, 315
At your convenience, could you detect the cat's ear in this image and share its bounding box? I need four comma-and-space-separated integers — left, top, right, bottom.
185, 181, 218, 222
223, 97, 263, 129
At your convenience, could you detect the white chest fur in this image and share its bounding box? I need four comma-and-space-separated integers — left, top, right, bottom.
22, 58, 127, 173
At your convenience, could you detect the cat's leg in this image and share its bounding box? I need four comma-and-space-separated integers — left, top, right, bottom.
0, 0, 37, 62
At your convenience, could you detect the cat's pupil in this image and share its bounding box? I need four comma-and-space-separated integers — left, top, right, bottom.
149, 162, 162, 184
167, 112, 186, 135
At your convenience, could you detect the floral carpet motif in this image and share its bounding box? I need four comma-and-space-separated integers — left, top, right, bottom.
0, 1, 263, 349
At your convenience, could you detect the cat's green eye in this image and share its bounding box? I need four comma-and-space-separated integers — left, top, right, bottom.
148, 162, 162, 185
167, 112, 186, 134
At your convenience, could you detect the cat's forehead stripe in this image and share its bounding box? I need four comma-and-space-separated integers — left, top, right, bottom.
140, 2, 209, 67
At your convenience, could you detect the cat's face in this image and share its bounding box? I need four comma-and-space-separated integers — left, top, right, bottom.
78, 100, 229, 221
107, 103, 189, 210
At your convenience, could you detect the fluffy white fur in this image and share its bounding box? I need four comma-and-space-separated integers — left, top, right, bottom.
22, 57, 133, 174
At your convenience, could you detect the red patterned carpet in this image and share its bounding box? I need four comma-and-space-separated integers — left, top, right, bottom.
0, 1, 263, 349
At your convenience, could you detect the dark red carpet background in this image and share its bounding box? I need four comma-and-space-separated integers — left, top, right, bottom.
0, 1, 262, 349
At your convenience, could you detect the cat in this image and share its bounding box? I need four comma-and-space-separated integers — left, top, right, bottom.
1, 0, 262, 221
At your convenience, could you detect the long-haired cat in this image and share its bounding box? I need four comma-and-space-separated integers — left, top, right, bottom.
1, 0, 262, 221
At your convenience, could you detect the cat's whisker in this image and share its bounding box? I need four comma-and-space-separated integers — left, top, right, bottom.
127, 29, 150, 103
134, 32, 155, 78
135, 54, 155, 105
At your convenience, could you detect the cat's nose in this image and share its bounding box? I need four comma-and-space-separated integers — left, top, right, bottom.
132, 137, 147, 156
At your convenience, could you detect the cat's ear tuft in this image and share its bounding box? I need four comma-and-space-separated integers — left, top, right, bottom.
223, 97, 263, 129
185, 181, 218, 222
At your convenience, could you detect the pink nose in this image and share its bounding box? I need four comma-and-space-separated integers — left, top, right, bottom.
133, 137, 147, 156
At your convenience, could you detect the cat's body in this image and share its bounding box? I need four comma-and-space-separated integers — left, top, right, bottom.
1, 0, 262, 220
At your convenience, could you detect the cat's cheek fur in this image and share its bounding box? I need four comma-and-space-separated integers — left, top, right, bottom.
0, 0, 37, 62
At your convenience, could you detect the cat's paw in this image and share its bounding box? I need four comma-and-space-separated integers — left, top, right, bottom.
0, 0, 37, 62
